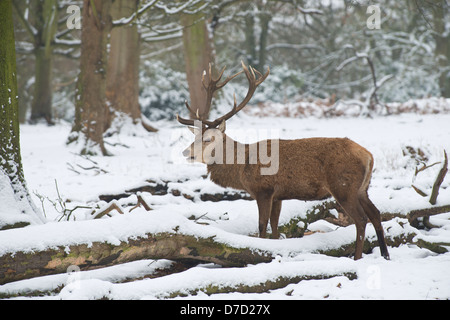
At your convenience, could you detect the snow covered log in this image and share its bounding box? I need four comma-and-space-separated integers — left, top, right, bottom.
1, 201, 449, 286
0, 232, 272, 285
1, 219, 440, 286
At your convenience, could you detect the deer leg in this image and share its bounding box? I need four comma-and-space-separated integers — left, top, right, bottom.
270, 200, 282, 239
359, 194, 390, 260
334, 195, 368, 260
256, 191, 274, 238
353, 217, 367, 260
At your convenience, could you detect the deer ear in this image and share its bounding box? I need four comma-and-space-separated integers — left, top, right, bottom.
218, 120, 226, 133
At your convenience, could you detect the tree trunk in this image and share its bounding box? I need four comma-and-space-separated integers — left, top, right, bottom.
1, 200, 449, 285
1, 218, 440, 285
105, 0, 141, 131
30, 47, 53, 124
181, 13, 215, 120
244, 10, 257, 66
432, 0, 450, 98
0, 232, 272, 285
257, 12, 271, 73
0, 0, 45, 229
68, 0, 112, 156
29, 0, 57, 125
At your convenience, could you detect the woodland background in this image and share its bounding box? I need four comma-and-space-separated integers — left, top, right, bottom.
12, 0, 450, 126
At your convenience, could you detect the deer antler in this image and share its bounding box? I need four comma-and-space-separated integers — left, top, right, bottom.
176, 61, 270, 128
203, 61, 270, 128
176, 64, 242, 127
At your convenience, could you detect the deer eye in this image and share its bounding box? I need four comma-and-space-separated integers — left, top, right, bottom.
203, 137, 212, 143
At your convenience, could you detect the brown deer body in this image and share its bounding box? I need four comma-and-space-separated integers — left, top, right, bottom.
177, 62, 390, 260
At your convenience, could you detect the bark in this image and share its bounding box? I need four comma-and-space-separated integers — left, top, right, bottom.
68, 0, 112, 156
429, 150, 448, 205
0, 0, 22, 190
31, 47, 53, 124
257, 12, 271, 73
29, 0, 57, 125
432, 0, 450, 98
165, 271, 357, 298
244, 9, 257, 66
2, 218, 444, 286
0, 0, 45, 229
106, 0, 141, 130
0, 233, 272, 285
98, 179, 252, 202
181, 13, 215, 120
1, 206, 449, 285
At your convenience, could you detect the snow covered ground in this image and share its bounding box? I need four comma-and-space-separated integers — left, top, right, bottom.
1, 109, 450, 300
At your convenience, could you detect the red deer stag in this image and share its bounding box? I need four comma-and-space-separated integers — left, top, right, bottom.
177, 62, 390, 260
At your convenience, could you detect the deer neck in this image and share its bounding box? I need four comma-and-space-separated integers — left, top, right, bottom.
207, 135, 247, 191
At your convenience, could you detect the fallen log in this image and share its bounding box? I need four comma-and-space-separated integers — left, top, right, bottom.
1, 221, 443, 286
2, 201, 450, 286
165, 271, 358, 298
0, 233, 272, 285
99, 179, 252, 203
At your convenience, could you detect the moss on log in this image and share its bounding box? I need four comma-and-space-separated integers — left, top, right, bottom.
165, 272, 358, 298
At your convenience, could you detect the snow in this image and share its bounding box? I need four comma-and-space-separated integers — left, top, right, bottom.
0, 172, 35, 228
1, 106, 450, 300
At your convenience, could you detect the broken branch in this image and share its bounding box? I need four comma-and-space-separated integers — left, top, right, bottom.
92, 201, 124, 219
429, 150, 448, 205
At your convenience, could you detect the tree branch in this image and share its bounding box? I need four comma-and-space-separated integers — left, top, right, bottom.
12, 1, 37, 41
112, 0, 160, 28
429, 150, 448, 205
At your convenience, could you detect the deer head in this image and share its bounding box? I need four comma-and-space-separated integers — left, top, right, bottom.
177, 61, 270, 165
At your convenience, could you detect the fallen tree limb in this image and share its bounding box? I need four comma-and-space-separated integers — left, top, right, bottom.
129, 193, 153, 212
0, 233, 272, 285
91, 201, 124, 219
429, 150, 448, 205
407, 204, 450, 223
278, 200, 450, 237
99, 179, 252, 203
161, 270, 357, 299
2, 198, 450, 286
2, 218, 447, 286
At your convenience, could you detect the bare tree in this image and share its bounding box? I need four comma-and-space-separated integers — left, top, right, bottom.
181, 8, 216, 120
106, 0, 158, 133
68, 0, 113, 156
0, 0, 45, 229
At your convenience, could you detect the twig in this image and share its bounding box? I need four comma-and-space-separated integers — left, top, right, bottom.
92, 201, 125, 219
67, 153, 109, 175
76, 164, 109, 174
415, 161, 441, 176
408, 204, 450, 225
336, 46, 393, 114
33, 191, 47, 218
194, 212, 210, 222
129, 193, 153, 212
412, 185, 428, 197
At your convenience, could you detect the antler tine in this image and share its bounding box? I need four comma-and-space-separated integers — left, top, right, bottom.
176, 113, 196, 127
217, 69, 243, 89
175, 99, 203, 128
202, 64, 222, 90
213, 65, 226, 82
177, 62, 269, 129
204, 61, 270, 128
254, 66, 270, 85
184, 100, 200, 119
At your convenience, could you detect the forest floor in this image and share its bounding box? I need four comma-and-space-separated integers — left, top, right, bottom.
1, 105, 450, 299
